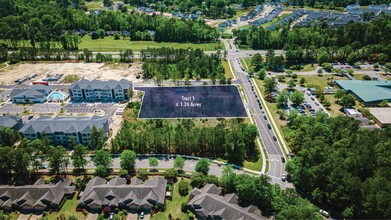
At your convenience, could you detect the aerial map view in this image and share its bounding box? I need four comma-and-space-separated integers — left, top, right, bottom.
0, 0, 390, 219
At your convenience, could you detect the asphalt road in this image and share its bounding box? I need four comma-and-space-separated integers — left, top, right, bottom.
229, 56, 288, 186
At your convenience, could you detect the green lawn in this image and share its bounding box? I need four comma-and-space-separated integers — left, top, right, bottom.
222, 60, 234, 79
80, 36, 222, 52
85, 0, 126, 10
152, 180, 191, 220
85, 0, 104, 10
243, 157, 263, 172
301, 74, 345, 90
352, 74, 366, 80
45, 194, 86, 220
301, 64, 318, 72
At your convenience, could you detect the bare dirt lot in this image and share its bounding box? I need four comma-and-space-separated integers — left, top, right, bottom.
0, 62, 144, 85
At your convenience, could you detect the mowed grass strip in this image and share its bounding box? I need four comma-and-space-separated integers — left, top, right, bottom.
79, 36, 222, 52
222, 60, 234, 79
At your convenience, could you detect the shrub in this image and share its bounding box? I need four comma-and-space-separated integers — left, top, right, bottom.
181, 202, 188, 213
178, 181, 189, 196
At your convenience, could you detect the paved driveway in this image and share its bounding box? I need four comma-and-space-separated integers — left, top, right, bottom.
86, 213, 98, 220
126, 213, 138, 220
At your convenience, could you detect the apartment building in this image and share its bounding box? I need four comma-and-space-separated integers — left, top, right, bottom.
19, 116, 109, 146
69, 79, 132, 102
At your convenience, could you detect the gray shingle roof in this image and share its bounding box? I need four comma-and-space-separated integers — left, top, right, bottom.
79, 176, 167, 209
70, 79, 132, 90
19, 116, 109, 134
188, 184, 262, 220
0, 179, 75, 210
10, 85, 51, 100
0, 114, 23, 130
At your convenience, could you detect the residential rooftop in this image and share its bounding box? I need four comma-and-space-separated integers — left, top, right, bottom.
19, 116, 109, 134
78, 176, 167, 210
0, 178, 75, 211
69, 79, 132, 90
0, 114, 23, 130
188, 184, 262, 220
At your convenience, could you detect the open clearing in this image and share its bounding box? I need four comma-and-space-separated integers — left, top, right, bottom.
80, 36, 222, 52
0, 62, 144, 85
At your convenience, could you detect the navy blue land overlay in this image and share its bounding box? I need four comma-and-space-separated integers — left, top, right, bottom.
136, 86, 247, 118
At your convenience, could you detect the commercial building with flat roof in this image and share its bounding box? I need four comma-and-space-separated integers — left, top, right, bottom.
367, 107, 391, 128
335, 80, 391, 106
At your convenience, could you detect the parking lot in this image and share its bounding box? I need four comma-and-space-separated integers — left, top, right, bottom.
64, 102, 119, 117
0, 103, 61, 114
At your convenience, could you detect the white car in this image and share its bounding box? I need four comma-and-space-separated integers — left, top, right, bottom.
281, 174, 286, 182
319, 209, 330, 218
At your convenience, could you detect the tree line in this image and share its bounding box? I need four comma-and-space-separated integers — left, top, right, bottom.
140, 48, 226, 82
234, 15, 391, 64
0, 0, 218, 51
285, 114, 391, 219
111, 118, 259, 166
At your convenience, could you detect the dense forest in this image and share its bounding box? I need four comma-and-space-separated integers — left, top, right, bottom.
234, 15, 391, 63
140, 48, 226, 81
0, 0, 218, 51
285, 114, 391, 219
286, 0, 391, 8
111, 116, 259, 165
126, 0, 265, 18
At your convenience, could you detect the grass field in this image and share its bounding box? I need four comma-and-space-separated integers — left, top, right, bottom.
222, 60, 234, 79
152, 180, 191, 220
301, 74, 345, 90
80, 36, 222, 52
85, 0, 129, 10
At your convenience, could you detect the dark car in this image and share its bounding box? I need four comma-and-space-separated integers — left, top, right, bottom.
281, 157, 285, 163
273, 136, 277, 141
267, 124, 271, 129
263, 115, 267, 120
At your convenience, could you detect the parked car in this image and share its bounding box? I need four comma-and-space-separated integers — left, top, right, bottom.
315, 102, 319, 106
281, 173, 286, 181
267, 124, 271, 129
281, 156, 285, 163
272, 136, 277, 141
140, 211, 145, 219
319, 209, 330, 218
263, 115, 267, 120
311, 97, 315, 101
